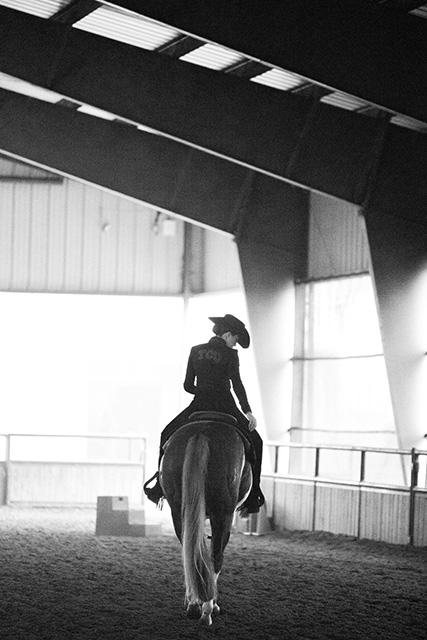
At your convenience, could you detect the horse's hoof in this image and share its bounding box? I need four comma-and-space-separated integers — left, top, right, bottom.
213, 603, 221, 615
186, 603, 201, 619
199, 614, 212, 627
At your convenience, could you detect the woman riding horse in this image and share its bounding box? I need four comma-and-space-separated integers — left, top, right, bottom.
144, 314, 265, 515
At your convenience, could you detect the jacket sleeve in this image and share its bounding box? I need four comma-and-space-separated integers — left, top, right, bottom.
183, 348, 197, 394
229, 351, 252, 414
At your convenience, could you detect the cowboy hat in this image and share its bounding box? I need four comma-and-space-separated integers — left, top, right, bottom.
209, 314, 250, 348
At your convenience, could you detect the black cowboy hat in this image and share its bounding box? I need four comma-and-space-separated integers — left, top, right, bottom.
209, 314, 250, 348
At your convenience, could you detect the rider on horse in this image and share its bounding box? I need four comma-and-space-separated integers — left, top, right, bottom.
144, 314, 265, 515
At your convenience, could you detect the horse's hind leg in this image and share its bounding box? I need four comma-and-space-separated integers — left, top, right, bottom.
170, 503, 182, 542
209, 513, 233, 574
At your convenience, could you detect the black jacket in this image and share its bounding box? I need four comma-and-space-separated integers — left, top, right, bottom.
183, 336, 251, 414
160, 336, 261, 462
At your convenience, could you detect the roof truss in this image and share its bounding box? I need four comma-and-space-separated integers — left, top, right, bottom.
93, 0, 427, 125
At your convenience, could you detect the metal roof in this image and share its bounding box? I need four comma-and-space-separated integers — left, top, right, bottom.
0, 0, 427, 133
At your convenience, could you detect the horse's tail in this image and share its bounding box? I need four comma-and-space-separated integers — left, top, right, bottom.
181, 433, 217, 605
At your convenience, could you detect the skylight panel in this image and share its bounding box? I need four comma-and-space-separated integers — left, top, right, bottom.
390, 114, 427, 133
410, 6, 427, 19
0, 0, 66, 18
74, 5, 181, 50
180, 43, 245, 71
251, 68, 305, 91
321, 91, 369, 111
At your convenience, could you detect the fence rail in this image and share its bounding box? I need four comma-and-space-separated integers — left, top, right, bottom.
0, 433, 146, 506
263, 442, 427, 546
2, 434, 426, 545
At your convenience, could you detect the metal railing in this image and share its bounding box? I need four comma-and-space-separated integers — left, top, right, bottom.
263, 442, 427, 546
0, 432, 146, 506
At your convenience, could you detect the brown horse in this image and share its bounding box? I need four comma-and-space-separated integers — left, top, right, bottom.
160, 411, 252, 626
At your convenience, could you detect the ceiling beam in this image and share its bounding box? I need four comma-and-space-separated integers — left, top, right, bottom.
101, 0, 427, 123
155, 34, 201, 58
0, 89, 311, 251
2, 5, 427, 223
51, 0, 101, 24
0, 81, 426, 236
376, 1, 426, 10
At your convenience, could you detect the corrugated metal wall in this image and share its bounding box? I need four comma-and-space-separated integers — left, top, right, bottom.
0, 179, 185, 295
308, 192, 370, 279
0, 166, 370, 294
204, 227, 243, 291
187, 225, 243, 294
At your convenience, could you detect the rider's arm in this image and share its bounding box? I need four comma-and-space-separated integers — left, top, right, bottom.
245, 411, 257, 431
183, 348, 197, 394
228, 351, 252, 415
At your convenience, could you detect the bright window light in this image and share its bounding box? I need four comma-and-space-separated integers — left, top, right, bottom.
294, 274, 398, 482
0, 292, 184, 460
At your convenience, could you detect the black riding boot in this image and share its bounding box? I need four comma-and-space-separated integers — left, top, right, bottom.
143, 448, 165, 505
238, 462, 265, 515
238, 430, 265, 515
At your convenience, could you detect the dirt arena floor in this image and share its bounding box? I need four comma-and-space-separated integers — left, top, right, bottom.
0, 506, 425, 640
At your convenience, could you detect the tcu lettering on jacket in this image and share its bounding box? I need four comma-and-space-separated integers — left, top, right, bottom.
197, 348, 223, 363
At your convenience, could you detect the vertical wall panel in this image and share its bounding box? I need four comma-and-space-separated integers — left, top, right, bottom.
274, 479, 314, 532
414, 494, 427, 547
115, 206, 137, 294
133, 208, 152, 293
11, 184, 32, 290
203, 228, 243, 292
314, 485, 360, 537
46, 183, 67, 291
0, 184, 13, 286
150, 215, 184, 294
28, 184, 50, 291
98, 191, 119, 293
8, 462, 144, 506
187, 226, 243, 295
65, 181, 88, 292
80, 186, 103, 293
360, 489, 410, 545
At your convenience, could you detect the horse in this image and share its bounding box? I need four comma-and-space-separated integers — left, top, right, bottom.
160, 411, 252, 626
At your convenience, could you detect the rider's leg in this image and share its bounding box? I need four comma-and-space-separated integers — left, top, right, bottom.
239, 430, 265, 513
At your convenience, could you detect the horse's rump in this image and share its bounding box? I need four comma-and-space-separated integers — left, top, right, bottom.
161, 419, 251, 516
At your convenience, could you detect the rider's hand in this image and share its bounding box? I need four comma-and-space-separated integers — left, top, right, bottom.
246, 412, 257, 431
